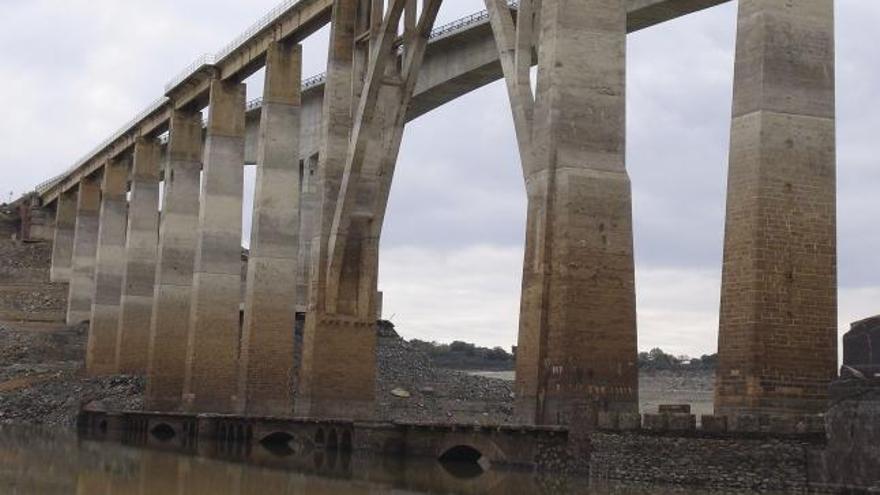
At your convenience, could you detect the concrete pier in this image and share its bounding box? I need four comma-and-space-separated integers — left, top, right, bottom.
238, 42, 302, 416
116, 138, 161, 374
146, 110, 203, 411
512, 0, 638, 424
297, 0, 373, 420
716, 0, 837, 416
86, 158, 130, 376
66, 176, 101, 325
50, 190, 78, 283
182, 80, 246, 413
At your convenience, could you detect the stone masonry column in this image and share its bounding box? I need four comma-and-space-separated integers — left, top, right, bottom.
66, 176, 102, 325
86, 158, 130, 376
146, 110, 202, 411
116, 138, 161, 374
237, 42, 302, 416
716, 0, 837, 417
50, 190, 78, 283
182, 79, 246, 413
514, 0, 638, 425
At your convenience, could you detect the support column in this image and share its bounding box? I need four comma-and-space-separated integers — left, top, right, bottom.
146, 110, 202, 411
50, 190, 78, 283
513, 0, 637, 425
237, 42, 302, 416
116, 138, 161, 374
86, 158, 129, 375
182, 79, 246, 413
716, 0, 837, 417
66, 176, 101, 325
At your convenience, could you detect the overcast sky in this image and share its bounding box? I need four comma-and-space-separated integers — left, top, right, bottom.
1, 1, 877, 357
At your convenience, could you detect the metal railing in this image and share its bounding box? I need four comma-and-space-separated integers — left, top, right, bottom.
429, 0, 518, 41
40, 0, 520, 196
215, 0, 303, 64
163, 53, 216, 93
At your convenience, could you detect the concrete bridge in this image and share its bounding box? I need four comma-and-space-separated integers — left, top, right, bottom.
21, 0, 836, 425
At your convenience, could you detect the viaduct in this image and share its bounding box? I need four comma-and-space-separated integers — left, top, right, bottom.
25, 0, 837, 425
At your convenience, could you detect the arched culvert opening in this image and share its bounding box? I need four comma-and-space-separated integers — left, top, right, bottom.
259, 432, 296, 457
150, 424, 176, 442
314, 428, 325, 446
438, 445, 487, 479
341, 430, 353, 452
327, 429, 339, 451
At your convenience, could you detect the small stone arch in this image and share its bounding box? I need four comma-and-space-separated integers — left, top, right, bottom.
327, 428, 339, 450
150, 423, 176, 442
259, 431, 296, 456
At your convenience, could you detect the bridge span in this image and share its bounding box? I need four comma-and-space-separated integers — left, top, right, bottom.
19, 0, 837, 430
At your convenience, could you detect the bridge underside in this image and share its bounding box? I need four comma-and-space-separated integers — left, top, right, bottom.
33, 0, 837, 428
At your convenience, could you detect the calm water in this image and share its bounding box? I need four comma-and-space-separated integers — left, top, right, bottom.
0, 427, 740, 495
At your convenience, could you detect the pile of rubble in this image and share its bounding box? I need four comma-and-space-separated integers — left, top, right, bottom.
0, 323, 143, 428
375, 322, 514, 424
0, 319, 513, 428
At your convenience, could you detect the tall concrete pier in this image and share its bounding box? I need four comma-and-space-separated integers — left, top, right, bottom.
116, 138, 161, 374
146, 110, 202, 411
237, 42, 302, 416
66, 176, 101, 325
86, 158, 130, 376
50, 190, 77, 283
182, 80, 246, 413
486, 0, 638, 424
29, 0, 839, 427
716, 0, 837, 416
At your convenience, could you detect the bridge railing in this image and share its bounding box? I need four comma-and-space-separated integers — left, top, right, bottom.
215, 0, 303, 64
163, 54, 216, 94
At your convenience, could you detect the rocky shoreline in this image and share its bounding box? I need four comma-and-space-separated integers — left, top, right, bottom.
0, 318, 720, 428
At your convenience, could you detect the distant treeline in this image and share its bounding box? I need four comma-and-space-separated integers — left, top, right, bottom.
638, 348, 717, 371
409, 339, 717, 372
409, 340, 515, 371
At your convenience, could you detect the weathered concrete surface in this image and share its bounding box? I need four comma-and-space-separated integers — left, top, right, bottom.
842, 315, 880, 376
86, 158, 130, 376
297, 0, 376, 420
182, 80, 246, 414
716, 0, 837, 417
513, 0, 638, 425
817, 378, 880, 491
146, 110, 202, 411
116, 139, 161, 374
66, 176, 101, 325
238, 42, 301, 416
50, 190, 77, 283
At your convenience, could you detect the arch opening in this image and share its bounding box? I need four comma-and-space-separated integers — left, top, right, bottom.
259, 432, 296, 456
150, 423, 176, 442
341, 430, 353, 452
438, 445, 486, 479
327, 429, 339, 451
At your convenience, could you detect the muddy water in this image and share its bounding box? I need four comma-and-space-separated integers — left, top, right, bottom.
0, 427, 739, 494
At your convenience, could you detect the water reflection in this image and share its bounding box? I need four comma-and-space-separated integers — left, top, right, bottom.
0, 428, 737, 494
